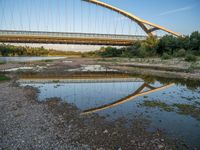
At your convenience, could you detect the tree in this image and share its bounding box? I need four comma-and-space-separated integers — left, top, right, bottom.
189, 31, 200, 52
156, 35, 179, 55
143, 36, 158, 56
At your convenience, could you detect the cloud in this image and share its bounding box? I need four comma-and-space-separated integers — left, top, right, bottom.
157, 5, 194, 16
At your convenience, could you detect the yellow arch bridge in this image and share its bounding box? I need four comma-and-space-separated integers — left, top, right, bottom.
0, 0, 181, 46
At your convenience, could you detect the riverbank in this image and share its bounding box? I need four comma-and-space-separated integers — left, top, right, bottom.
0, 57, 200, 80
97, 57, 200, 80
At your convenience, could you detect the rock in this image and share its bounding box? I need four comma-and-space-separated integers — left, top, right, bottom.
131, 140, 135, 144
103, 129, 108, 134
141, 142, 145, 146
158, 144, 164, 149
95, 130, 98, 135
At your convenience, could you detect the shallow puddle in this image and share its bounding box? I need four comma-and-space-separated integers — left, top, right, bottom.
67, 65, 118, 72
19, 74, 200, 148
0, 56, 65, 62
3, 66, 47, 72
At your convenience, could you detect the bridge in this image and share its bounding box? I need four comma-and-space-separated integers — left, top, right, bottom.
0, 0, 181, 46
0, 30, 147, 46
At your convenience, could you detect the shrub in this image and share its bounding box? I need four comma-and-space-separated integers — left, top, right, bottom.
99, 47, 122, 57
0, 61, 5, 65
161, 53, 171, 60
176, 49, 186, 57
0, 75, 10, 82
138, 46, 147, 58
185, 54, 197, 62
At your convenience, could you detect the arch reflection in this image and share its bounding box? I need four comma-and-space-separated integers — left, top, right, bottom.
81, 83, 174, 115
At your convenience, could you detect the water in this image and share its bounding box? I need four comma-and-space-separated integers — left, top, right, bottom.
19, 75, 200, 148
0, 56, 65, 62
67, 65, 118, 72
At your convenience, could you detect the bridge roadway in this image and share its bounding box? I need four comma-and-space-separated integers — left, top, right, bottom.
0, 30, 147, 46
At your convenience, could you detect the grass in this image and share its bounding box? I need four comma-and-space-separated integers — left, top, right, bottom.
142, 100, 174, 112
189, 63, 200, 70
40, 59, 54, 62
185, 54, 197, 62
173, 103, 200, 120
141, 100, 200, 120
0, 61, 5, 65
52, 80, 60, 83
0, 75, 10, 82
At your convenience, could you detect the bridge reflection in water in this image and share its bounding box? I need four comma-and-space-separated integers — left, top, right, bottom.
81, 82, 174, 115
18, 76, 174, 115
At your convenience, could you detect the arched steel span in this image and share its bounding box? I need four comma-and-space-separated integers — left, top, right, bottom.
81, 83, 175, 115
83, 0, 181, 37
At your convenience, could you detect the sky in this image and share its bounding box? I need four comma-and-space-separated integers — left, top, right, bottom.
107, 0, 200, 35
0, 0, 199, 36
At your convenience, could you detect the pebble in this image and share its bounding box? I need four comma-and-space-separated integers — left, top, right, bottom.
103, 129, 108, 134
158, 144, 164, 149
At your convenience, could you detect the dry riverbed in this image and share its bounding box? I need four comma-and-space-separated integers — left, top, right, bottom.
0, 57, 200, 149
96, 57, 200, 80
0, 57, 200, 80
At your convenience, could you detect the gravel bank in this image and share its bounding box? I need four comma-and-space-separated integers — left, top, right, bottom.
0, 82, 90, 150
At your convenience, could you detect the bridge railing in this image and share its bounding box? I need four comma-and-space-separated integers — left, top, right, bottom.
0, 30, 147, 40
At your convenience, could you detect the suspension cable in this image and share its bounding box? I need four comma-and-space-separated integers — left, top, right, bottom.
88, 2, 91, 33
114, 13, 119, 35
73, 0, 75, 32
81, 0, 83, 32
57, 0, 60, 32
128, 20, 132, 35
9, 0, 14, 30
36, 0, 40, 31
3, 0, 6, 30
28, 0, 32, 31
121, 16, 125, 35
65, 0, 67, 32
50, 0, 53, 32
19, 0, 23, 30
95, 4, 98, 33
108, 9, 112, 34
47, 0, 50, 31
101, 6, 104, 34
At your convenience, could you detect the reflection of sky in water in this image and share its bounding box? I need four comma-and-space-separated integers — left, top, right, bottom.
21, 80, 200, 148
0, 56, 64, 62
25, 82, 144, 110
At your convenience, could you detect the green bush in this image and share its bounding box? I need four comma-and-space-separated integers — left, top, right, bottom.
185, 54, 197, 62
138, 45, 148, 58
0, 75, 10, 82
98, 47, 122, 57
161, 53, 171, 60
176, 49, 186, 57
0, 61, 5, 65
